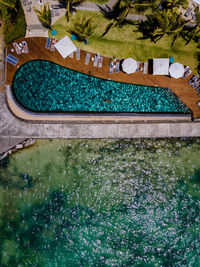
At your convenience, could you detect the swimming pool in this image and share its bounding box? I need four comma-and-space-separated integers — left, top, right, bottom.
12, 60, 191, 114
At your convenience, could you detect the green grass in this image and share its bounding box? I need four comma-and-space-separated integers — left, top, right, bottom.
50, 10, 198, 72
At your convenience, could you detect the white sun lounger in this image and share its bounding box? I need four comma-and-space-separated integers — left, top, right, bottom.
93, 55, 98, 67
22, 41, 29, 53
13, 43, 21, 54
143, 62, 148, 74
98, 56, 103, 68
50, 39, 57, 51
76, 48, 80, 60
115, 62, 120, 74
136, 61, 140, 72
84, 53, 90, 65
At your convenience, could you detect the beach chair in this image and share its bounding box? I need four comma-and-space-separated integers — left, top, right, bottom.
192, 79, 200, 89
7, 54, 19, 64
50, 38, 57, 51
188, 75, 199, 85
182, 66, 189, 79
84, 53, 90, 65
196, 86, 200, 92
69, 51, 74, 58
136, 61, 140, 72
184, 7, 192, 17
45, 37, 51, 49
98, 56, 103, 68
22, 41, 29, 53
109, 62, 113, 74
93, 55, 98, 67
76, 48, 80, 60
6, 54, 19, 66
143, 62, 148, 74
115, 62, 120, 74
13, 43, 21, 54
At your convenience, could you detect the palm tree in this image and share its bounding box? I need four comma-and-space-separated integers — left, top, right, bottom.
99, 0, 153, 37
0, 0, 17, 12
185, 5, 200, 45
145, 9, 188, 47
67, 16, 96, 42
33, 3, 51, 29
65, 0, 85, 22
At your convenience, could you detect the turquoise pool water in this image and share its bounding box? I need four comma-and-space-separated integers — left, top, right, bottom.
12, 60, 191, 114
0, 139, 200, 266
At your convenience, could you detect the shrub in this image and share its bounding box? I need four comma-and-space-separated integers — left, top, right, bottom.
3, 0, 26, 45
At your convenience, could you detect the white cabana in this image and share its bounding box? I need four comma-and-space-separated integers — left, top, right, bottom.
153, 58, 169, 75
169, 62, 184, 79
54, 35, 77, 58
122, 58, 138, 74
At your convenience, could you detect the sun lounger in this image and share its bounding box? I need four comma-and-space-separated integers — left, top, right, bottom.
196, 86, 200, 92
7, 54, 19, 64
50, 38, 57, 51
93, 55, 98, 67
76, 48, 80, 60
98, 56, 103, 68
188, 75, 199, 85
115, 62, 120, 74
182, 66, 189, 78
192, 79, 200, 89
184, 7, 192, 17
69, 52, 74, 58
109, 62, 113, 74
143, 62, 148, 74
84, 53, 90, 65
6, 54, 19, 66
45, 37, 51, 49
22, 41, 28, 53
13, 43, 21, 54
135, 61, 140, 72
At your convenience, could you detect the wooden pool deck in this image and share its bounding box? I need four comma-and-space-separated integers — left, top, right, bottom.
5, 37, 200, 119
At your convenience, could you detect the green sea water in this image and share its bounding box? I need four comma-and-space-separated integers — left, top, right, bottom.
0, 139, 200, 267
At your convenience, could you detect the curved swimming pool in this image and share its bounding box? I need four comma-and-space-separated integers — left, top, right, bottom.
12, 60, 191, 114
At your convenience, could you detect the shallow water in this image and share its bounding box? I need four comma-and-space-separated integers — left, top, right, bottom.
0, 139, 200, 266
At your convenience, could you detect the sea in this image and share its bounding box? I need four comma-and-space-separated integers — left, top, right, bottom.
0, 139, 199, 266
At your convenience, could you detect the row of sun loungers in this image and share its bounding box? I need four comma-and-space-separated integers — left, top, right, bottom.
13, 41, 28, 54
6, 41, 29, 66
45, 37, 57, 51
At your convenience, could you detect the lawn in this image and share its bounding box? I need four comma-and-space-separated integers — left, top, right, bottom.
49, 10, 198, 72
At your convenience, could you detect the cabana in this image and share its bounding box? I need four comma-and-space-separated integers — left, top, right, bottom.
54, 35, 77, 58
122, 58, 138, 74
153, 58, 169, 75
169, 62, 185, 79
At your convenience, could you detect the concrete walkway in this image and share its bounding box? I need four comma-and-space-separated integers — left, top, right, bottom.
1, 92, 200, 143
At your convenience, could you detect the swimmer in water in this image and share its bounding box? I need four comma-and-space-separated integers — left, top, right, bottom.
103, 99, 112, 103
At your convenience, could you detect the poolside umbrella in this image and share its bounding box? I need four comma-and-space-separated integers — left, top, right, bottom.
54, 35, 77, 58
122, 58, 137, 74
169, 62, 184, 79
